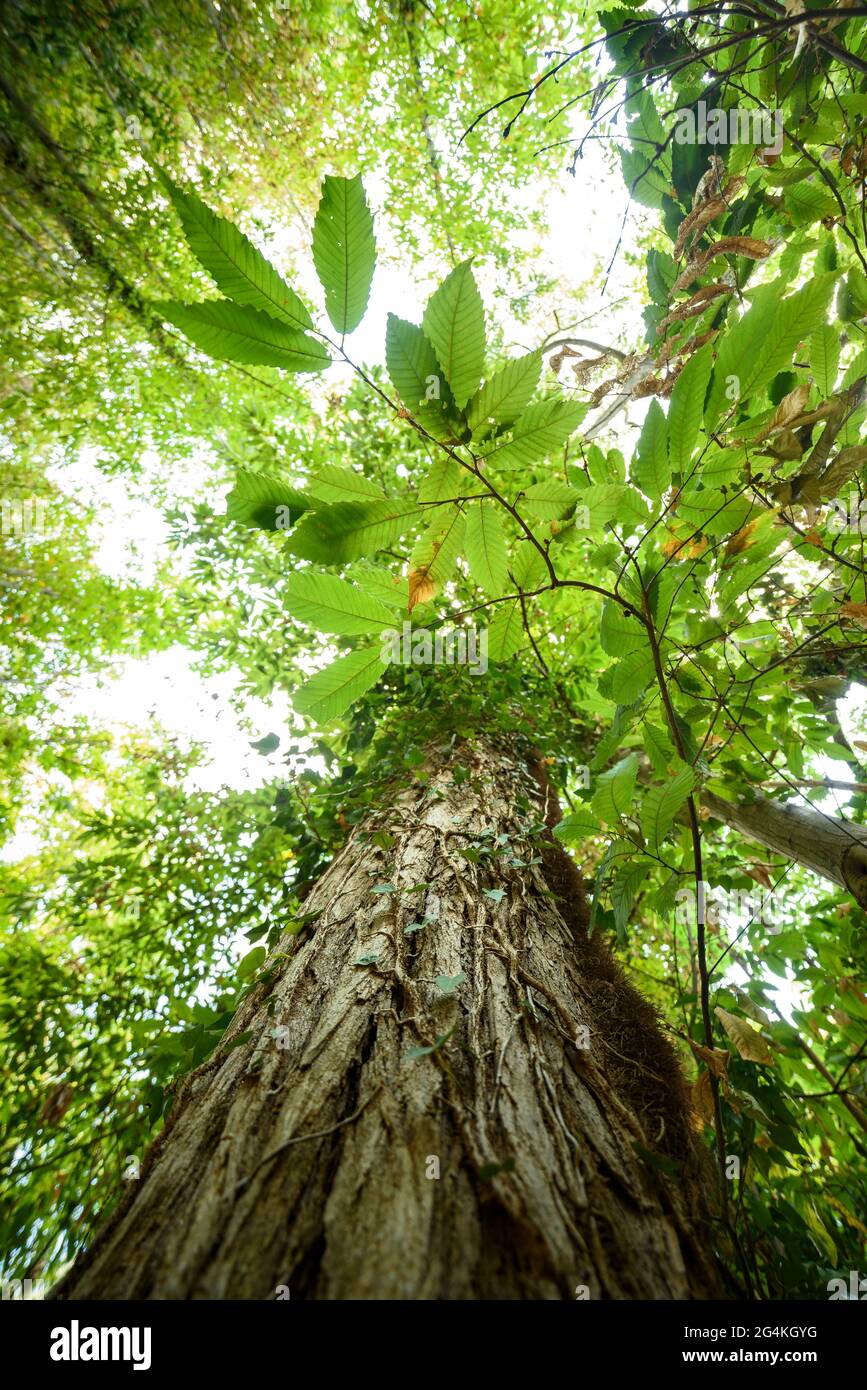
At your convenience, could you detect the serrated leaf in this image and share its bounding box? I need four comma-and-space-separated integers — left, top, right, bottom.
226, 470, 315, 530
810, 324, 840, 398
633, 398, 670, 498
553, 809, 601, 844
153, 299, 329, 370
293, 645, 387, 723
289, 499, 420, 564
483, 398, 586, 470
159, 173, 313, 330
488, 600, 524, 661
464, 501, 508, 595
591, 753, 639, 825
641, 766, 696, 853
643, 723, 676, 775
304, 464, 385, 503
510, 543, 549, 591
522, 481, 583, 522
385, 314, 463, 439
345, 561, 406, 610
600, 601, 647, 658
467, 351, 541, 432
285, 571, 396, 635
840, 346, 867, 391
668, 342, 713, 473
422, 260, 485, 409
408, 504, 465, 607
706, 275, 836, 424
311, 174, 376, 335
601, 647, 655, 703
578, 482, 626, 530
418, 458, 463, 504
611, 860, 650, 939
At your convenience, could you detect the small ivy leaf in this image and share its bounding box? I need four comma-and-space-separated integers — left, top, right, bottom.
435, 971, 467, 994
371, 882, 395, 894
405, 1025, 456, 1060
249, 732, 280, 755
370, 831, 396, 850
223, 1030, 254, 1053
632, 1141, 683, 1177
484, 889, 506, 903
236, 946, 267, 979
478, 1157, 516, 1182
355, 952, 381, 966
404, 921, 426, 935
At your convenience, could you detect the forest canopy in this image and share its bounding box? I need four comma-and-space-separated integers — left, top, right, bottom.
1, 0, 866, 1308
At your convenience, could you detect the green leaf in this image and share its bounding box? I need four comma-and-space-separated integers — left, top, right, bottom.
487, 600, 524, 661
787, 181, 839, 226
478, 1157, 516, 1182
418, 458, 463, 504
840, 346, 867, 391
810, 324, 840, 398
249, 732, 280, 755
633, 398, 670, 498
553, 809, 601, 844
226, 470, 315, 530
345, 561, 405, 610
611, 860, 650, 939
237, 946, 266, 979
467, 351, 542, 432
409, 505, 466, 588
522, 481, 583, 521
600, 647, 655, 703
591, 753, 639, 825
311, 174, 376, 335
643, 723, 676, 775
706, 275, 836, 423
510, 543, 548, 590
668, 342, 713, 474
159, 173, 313, 330
422, 260, 486, 410
304, 464, 385, 503
288, 498, 420, 564
153, 300, 329, 370
435, 972, 467, 994
577, 483, 626, 530
483, 399, 586, 470
285, 571, 396, 635
293, 645, 388, 722
385, 315, 462, 440
600, 601, 646, 658
641, 765, 696, 853
405, 1025, 456, 1060
464, 501, 508, 596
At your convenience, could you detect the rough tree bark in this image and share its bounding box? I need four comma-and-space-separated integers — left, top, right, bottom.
56, 735, 721, 1300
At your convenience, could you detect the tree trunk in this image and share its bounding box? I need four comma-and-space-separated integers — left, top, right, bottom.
702, 788, 867, 907
56, 736, 721, 1300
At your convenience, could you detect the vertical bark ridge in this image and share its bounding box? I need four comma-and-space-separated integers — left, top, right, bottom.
56, 735, 722, 1300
